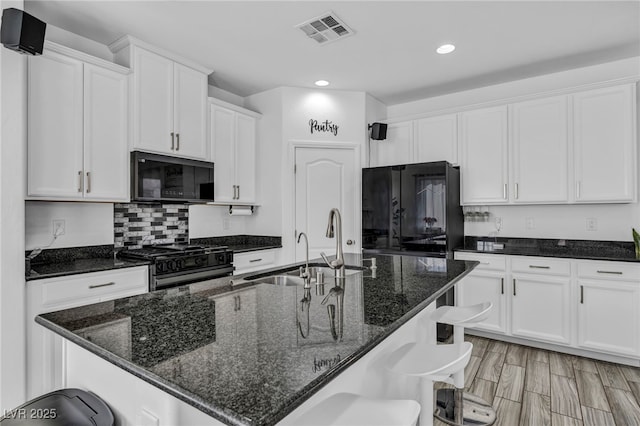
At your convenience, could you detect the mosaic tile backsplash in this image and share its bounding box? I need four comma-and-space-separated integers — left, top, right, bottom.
114, 203, 188, 249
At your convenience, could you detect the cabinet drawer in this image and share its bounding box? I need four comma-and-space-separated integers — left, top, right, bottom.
454, 252, 506, 271
511, 257, 570, 276
41, 266, 148, 310
233, 250, 276, 271
577, 261, 640, 281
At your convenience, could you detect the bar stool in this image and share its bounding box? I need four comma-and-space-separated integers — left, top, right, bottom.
297, 392, 421, 426
385, 341, 473, 426
431, 302, 496, 426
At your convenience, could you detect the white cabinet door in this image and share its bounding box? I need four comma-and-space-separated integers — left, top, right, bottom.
173, 63, 208, 159
510, 96, 569, 203
455, 271, 508, 334
460, 106, 509, 204
577, 279, 640, 357
211, 105, 236, 202
83, 64, 129, 201
210, 103, 258, 204
370, 121, 413, 167
28, 52, 84, 198
511, 274, 571, 345
235, 113, 257, 203
414, 114, 458, 165
133, 47, 175, 155
573, 84, 636, 203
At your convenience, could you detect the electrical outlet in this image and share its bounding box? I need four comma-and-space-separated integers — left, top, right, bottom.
495, 216, 503, 231
222, 218, 230, 231
586, 218, 598, 231
52, 219, 65, 236
525, 217, 535, 230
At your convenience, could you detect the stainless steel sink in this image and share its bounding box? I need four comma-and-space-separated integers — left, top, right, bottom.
285, 266, 362, 278
252, 275, 306, 286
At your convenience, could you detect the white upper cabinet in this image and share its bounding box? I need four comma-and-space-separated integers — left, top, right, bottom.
572, 84, 636, 203
414, 114, 458, 165
210, 100, 259, 204
28, 45, 129, 201
510, 95, 569, 203
83, 63, 129, 201
370, 121, 413, 167
132, 47, 208, 160
460, 105, 509, 204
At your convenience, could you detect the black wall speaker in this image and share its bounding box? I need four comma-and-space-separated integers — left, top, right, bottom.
1, 8, 46, 55
370, 122, 387, 140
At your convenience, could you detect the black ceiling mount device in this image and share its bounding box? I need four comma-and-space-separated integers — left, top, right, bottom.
368, 122, 388, 140
1, 8, 46, 55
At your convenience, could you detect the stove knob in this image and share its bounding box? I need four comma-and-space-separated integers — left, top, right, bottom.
176, 259, 184, 269
156, 262, 166, 273
167, 260, 177, 271
216, 253, 224, 263
195, 257, 204, 267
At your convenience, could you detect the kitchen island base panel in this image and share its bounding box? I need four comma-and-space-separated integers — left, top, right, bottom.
465, 329, 640, 368
62, 303, 439, 426
64, 339, 226, 426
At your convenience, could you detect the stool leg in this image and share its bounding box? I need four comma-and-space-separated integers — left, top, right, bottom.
419, 377, 434, 426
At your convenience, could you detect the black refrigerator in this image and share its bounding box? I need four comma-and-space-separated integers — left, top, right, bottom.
362, 161, 463, 341
362, 161, 463, 257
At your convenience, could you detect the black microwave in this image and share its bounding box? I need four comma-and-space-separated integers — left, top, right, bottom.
131, 151, 215, 203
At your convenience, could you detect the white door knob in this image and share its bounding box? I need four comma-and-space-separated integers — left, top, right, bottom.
346, 239, 354, 245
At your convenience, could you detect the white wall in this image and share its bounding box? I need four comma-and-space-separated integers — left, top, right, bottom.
25, 202, 114, 251
0, 0, 27, 411
387, 57, 640, 242
208, 86, 245, 108
188, 205, 247, 238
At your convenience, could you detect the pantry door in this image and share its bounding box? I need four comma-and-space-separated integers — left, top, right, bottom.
294, 145, 361, 261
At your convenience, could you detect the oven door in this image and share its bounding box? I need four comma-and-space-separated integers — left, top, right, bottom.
151, 265, 234, 291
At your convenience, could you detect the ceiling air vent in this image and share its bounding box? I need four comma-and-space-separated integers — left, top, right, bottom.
295, 11, 354, 45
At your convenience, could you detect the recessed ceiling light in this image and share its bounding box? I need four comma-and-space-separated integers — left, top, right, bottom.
436, 44, 456, 54
315, 80, 330, 87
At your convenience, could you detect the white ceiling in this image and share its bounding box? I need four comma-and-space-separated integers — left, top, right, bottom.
24, 1, 640, 105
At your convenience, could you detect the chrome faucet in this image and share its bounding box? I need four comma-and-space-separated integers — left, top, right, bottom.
297, 232, 311, 287
320, 208, 345, 279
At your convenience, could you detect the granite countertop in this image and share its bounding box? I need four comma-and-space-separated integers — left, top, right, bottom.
191, 235, 282, 253
456, 237, 639, 263
36, 253, 477, 426
26, 245, 150, 282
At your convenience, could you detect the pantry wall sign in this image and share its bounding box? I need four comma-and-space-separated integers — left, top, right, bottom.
309, 119, 339, 136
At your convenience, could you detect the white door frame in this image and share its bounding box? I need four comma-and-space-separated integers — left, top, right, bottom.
286, 140, 362, 263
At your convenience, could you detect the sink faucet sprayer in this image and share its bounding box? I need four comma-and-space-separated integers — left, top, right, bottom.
320, 208, 345, 280
297, 232, 311, 288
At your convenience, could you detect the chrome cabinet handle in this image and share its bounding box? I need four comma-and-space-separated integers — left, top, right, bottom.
233, 185, 238, 200
576, 181, 581, 199
529, 265, 550, 269
503, 184, 507, 200
176, 133, 180, 151
515, 183, 519, 199
513, 278, 516, 296
77, 171, 83, 192
86, 172, 91, 193
171, 132, 175, 150
501, 278, 504, 294
249, 258, 263, 263
580, 285, 584, 304
346, 239, 354, 245
237, 185, 240, 199
89, 281, 115, 289
597, 270, 623, 275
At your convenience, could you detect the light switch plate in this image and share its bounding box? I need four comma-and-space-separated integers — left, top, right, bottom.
586, 218, 598, 231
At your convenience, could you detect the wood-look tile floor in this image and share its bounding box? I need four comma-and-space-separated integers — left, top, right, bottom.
432, 335, 640, 426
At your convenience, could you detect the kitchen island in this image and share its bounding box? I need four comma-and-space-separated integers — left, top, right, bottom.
36, 253, 477, 426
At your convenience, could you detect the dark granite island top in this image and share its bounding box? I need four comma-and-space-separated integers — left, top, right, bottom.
36, 253, 477, 426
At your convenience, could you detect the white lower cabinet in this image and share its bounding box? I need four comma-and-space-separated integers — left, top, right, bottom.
455, 253, 507, 334
576, 261, 640, 357
26, 266, 148, 399
454, 252, 640, 362
233, 249, 280, 275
